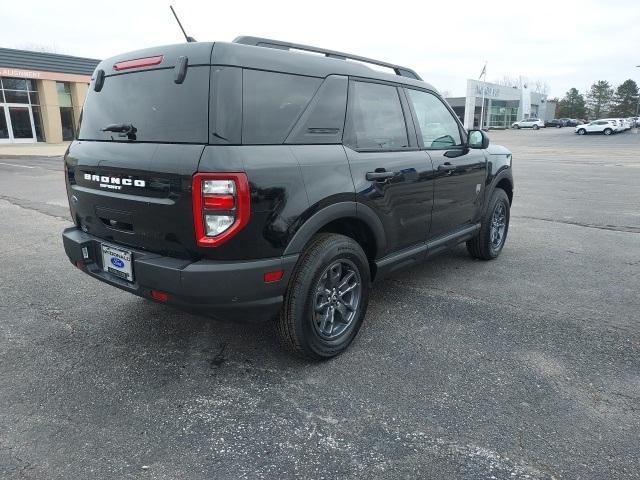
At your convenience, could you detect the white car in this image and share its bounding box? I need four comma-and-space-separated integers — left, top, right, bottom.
599, 118, 623, 132
512, 118, 545, 130
575, 120, 616, 135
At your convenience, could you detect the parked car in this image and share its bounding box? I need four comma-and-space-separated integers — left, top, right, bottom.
545, 119, 564, 128
61, 37, 514, 360
559, 118, 574, 126
598, 118, 626, 132
512, 118, 544, 129
575, 120, 616, 135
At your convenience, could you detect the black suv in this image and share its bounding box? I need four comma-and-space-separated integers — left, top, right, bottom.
63, 37, 514, 359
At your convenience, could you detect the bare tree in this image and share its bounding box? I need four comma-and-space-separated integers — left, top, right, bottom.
492, 76, 521, 88
15, 43, 60, 53
532, 80, 549, 95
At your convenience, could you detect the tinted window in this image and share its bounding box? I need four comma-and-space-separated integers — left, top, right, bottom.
406, 89, 462, 149
344, 81, 408, 150
78, 66, 209, 143
242, 70, 321, 144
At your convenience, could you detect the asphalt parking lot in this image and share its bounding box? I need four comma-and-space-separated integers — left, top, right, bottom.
1, 127, 639, 479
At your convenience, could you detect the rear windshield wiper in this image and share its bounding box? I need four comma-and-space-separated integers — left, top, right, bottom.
102, 123, 137, 140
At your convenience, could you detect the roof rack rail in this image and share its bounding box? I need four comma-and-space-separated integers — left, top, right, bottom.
233, 36, 422, 81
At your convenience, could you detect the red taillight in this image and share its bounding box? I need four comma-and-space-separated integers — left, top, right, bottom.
150, 290, 169, 302
113, 55, 163, 71
192, 173, 250, 247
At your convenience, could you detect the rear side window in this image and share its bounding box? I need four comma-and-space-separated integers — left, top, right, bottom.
242, 70, 321, 144
344, 81, 409, 150
406, 89, 462, 149
79, 66, 209, 143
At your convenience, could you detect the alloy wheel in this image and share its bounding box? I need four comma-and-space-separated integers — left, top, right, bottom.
490, 202, 507, 251
313, 260, 362, 340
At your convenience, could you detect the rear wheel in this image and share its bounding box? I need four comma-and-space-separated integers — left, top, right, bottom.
604, 128, 613, 135
467, 188, 510, 260
577, 128, 586, 135
277, 233, 370, 360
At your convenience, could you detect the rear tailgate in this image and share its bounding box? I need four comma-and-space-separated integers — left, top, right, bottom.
66, 43, 213, 259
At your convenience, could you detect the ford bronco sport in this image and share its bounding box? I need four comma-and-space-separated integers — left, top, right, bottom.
62, 37, 514, 360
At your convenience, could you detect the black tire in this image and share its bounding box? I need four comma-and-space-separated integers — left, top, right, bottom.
604, 128, 612, 136
556, 124, 562, 128
466, 188, 510, 260
277, 233, 370, 360
532, 124, 539, 130
577, 128, 586, 135
513, 124, 520, 129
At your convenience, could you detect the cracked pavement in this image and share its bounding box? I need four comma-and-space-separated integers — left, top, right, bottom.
0, 128, 639, 479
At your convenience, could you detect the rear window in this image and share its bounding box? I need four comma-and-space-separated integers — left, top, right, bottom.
79, 66, 209, 143
242, 70, 321, 144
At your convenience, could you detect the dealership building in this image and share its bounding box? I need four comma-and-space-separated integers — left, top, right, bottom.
446, 79, 551, 130
0, 48, 99, 144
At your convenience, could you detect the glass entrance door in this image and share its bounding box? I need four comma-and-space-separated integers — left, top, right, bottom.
0, 104, 36, 143
0, 106, 10, 143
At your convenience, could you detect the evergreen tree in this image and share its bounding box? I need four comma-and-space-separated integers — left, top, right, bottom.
610, 79, 639, 117
586, 81, 614, 119
557, 88, 587, 119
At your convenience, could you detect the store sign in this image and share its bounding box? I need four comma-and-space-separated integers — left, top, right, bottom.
0, 66, 91, 83
0, 68, 43, 79
475, 84, 501, 98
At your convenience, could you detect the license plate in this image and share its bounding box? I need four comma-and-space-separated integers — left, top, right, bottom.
101, 244, 134, 282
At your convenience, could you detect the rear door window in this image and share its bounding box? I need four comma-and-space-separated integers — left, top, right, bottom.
344, 81, 409, 150
79, 66, 210, 143
242, 70, 321, 144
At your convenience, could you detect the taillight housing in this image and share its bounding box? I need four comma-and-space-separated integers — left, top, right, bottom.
192, 173, 250, 247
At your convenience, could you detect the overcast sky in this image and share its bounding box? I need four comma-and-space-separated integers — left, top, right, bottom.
2, 0, 638, 98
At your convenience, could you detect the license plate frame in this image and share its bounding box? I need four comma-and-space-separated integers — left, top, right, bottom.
101, 244, 134, 282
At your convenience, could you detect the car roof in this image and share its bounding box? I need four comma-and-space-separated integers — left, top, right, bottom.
95, 40, 438, 93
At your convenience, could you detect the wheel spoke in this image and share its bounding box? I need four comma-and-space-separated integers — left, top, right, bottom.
315, 299, 330, 312
337, 270, 356, 290
328, 263, 342, 287
318, 307, 331, 334
339, 281, 358, 296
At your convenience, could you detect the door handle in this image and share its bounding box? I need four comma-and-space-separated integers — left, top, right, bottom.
437, 163, 456, 172
366, 171, 396, 181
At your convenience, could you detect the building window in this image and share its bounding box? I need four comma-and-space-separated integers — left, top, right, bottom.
0, 77, 43, 142
56, 82, 75, 141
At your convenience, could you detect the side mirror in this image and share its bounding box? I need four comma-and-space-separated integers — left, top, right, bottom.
468, 129, 489, 149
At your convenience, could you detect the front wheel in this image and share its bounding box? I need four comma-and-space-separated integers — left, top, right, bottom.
556, 124, 562, 128
577, 128, 586, 135
467, 188, 510, 260
532, 124, 539, 130
277, 233, 370, 360
603, 128, 613, 136
513, 125, 519, 129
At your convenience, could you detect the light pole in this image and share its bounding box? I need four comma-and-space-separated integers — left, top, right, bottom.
636, 66, 640, 117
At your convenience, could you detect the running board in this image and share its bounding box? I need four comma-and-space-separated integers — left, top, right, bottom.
374, 223, 480, 280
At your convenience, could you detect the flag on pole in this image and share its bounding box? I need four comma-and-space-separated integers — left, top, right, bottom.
479, 62, 487, 80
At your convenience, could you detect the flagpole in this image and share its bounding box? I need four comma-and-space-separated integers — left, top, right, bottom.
479, 62, 487, 130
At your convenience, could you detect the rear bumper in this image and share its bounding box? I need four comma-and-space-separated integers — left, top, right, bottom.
62, 226, 298, 319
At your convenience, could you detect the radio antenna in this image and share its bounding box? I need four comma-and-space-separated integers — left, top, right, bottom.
170, 5, 196, 43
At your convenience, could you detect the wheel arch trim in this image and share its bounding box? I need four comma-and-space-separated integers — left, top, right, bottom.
283, 201, 387, 258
